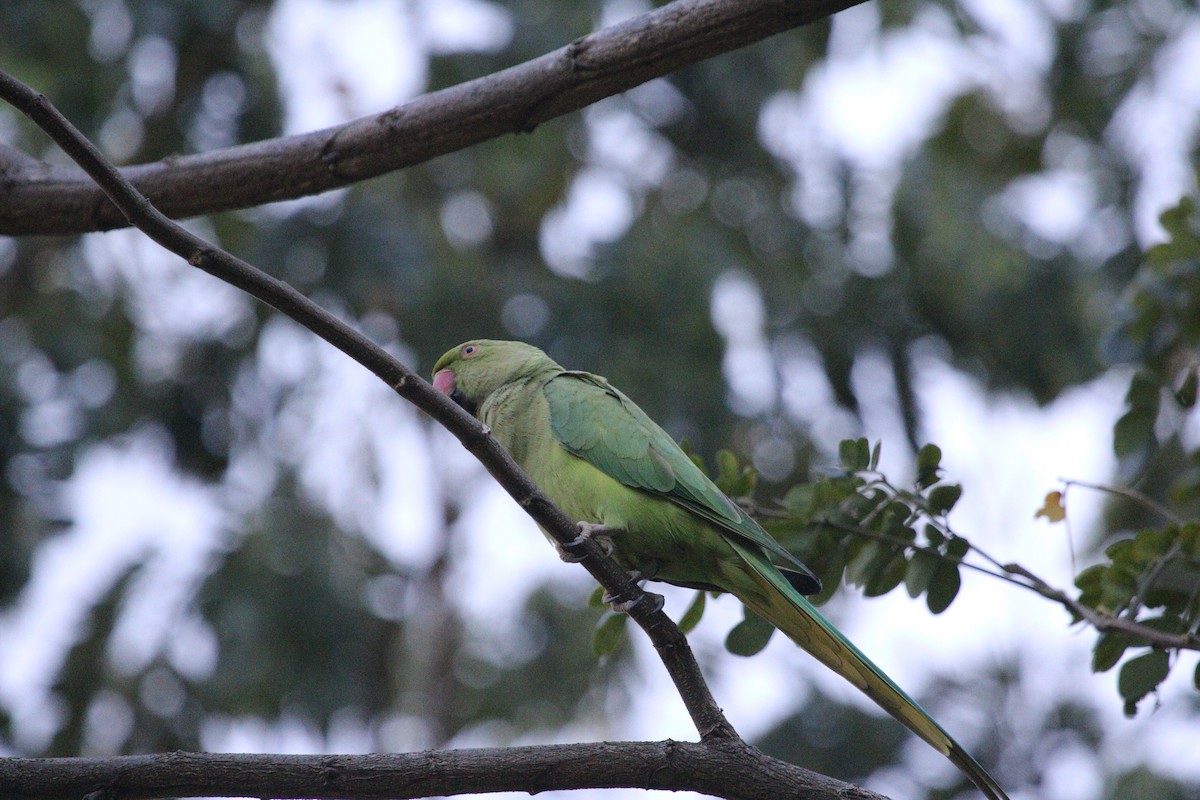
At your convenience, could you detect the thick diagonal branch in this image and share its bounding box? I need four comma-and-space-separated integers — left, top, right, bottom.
0, 65, 733, 743
0, 57, 898, 800
0, 0, 863, 235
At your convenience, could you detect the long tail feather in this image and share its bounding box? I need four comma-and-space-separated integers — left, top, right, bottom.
722, 539, 1009, 800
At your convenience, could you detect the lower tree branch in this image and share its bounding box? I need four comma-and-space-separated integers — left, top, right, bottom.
0, 742, 887, 800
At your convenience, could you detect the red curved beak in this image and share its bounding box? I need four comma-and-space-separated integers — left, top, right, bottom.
433, 368, 456, 395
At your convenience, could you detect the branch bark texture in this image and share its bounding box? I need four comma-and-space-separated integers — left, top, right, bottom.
0, 0, 863, 235
1, 742, 887, 800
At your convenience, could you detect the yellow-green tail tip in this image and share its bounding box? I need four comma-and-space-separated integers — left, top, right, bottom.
947, 743, 1010, 800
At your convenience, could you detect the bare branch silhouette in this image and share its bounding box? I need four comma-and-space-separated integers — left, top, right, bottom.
0, 0, 863, 236
0, 743, 888, 800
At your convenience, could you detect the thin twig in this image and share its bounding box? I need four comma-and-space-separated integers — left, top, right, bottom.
1062, 479, 1185, 526
747, 500, 1200, 652
1125, 541, 1182, 619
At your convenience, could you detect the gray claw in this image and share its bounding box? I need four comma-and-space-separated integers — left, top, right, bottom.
609, 591, 665, 615
557, 521, 619, 562
556, 538, 588, 563
603, 563, 664, 614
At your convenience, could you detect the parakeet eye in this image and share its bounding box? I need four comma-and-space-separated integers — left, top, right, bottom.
463, 344, 480, 357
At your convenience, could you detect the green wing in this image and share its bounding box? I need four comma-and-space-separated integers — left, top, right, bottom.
544, 371, 817, 590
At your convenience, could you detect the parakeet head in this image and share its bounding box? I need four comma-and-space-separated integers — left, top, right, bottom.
432, 339, 556, 416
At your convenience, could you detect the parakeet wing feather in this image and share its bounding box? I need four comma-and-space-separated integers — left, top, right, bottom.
544, 371, 817, 587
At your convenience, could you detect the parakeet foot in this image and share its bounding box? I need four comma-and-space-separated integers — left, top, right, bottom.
607, 590, 665, 615
602, 562, 664, 612
556, 522, 620, 562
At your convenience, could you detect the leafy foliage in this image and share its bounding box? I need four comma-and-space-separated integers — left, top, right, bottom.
673, 434, 1200, 715
670, 440, 971, 658
773, 440, 969, 614
1062, 190, 1200, 714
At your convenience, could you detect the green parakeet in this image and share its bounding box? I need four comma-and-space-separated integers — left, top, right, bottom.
433, 339, 1008, 800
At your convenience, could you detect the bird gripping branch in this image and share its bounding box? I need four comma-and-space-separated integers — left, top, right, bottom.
433, 339, 1008, 800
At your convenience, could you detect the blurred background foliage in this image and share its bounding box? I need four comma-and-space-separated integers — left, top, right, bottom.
1, 0, 1199, 798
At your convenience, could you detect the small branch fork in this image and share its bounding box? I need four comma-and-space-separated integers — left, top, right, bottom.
750, 481, 1200, 653
0, 57, 884, 800
0, 0, 865, 236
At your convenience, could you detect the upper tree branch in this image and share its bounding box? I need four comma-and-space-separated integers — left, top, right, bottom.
0, 0, 864, 236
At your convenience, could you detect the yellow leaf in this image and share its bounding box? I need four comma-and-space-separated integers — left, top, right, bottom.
1035, 490, 1066, 523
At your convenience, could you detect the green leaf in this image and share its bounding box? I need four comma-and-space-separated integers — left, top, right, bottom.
905, 550, 940, 598
678, 591, 706, 634
845, 541, 885, 587
1125, 371, 1161, 410
716, 449, 739, 491
927, 484, 963, 515
588, 586, 606, 608
839, 438, 870, 472
869, 440, 882, 471
592, 612, 628, 656
725, 609, 775, 657
926, 560, 961, 614
865, 552, 907, 597
714, 449, 756, 496
1181, 522, 1200, 558
1099, 568, 1138, 612
1144, 588, 1189, 614
845, 489, 887, 521
916, 444, 941, 488
1114, 408, 1156, 458
879, 501, 913, 534
1075, 564, 1106, 608
1132, 526, 1176, 562
945, 535, 970, 559
781, 483, 814, 514
1105, 539, 1135, 562
1159, 195, 1199, 244
1117, 650, 1170, 711
1194, 661, 1200, 692
811, 477, 861, 516
1137, 613, 1186, 634
1092, 633, 1130, 673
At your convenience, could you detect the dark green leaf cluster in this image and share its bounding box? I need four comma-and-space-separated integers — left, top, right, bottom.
1094, 190, 1200, 714
775, 440, 968, 615
1075, 522, 1200, 715
1111, 193, 1200, 466
657, 441, 974, 659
